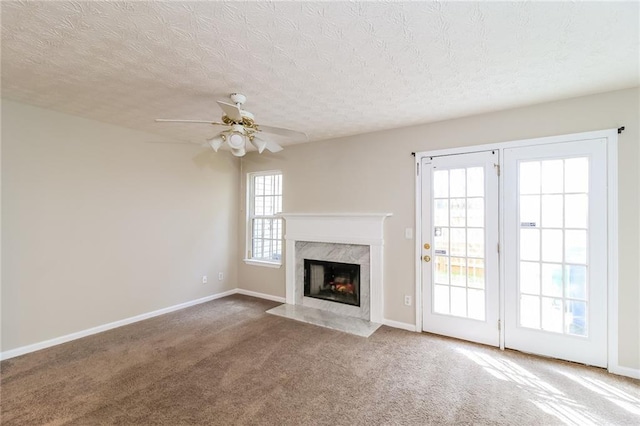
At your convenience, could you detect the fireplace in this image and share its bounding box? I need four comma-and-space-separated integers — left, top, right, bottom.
304, 259, 360, 307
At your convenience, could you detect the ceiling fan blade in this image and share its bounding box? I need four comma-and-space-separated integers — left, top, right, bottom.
216, 101, 243, 122
264, 139, 283, 153
155, 119, 228, 126
257, 124, 307, 140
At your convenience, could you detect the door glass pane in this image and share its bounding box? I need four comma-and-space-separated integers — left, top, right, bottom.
541, 229, 563, 262
541, 263, 563, 297
450, 287, 467, 316
433, 170, 449, 198
468, 289, 485, 320
450, 199, 466, 226
520, 195, 540, 226
434, 227, 449, 256
520, 261, 540, 295
565, 300, 587, 336
565, 230, 587, 264
450, 257, 466, 286
520, 229, 540, 261
434, 200, 449, 226
541, 195, 563, 228
565, 265, 587, 300
467, 259, 485, 289
467, 167, 484, 197
450, 169, 466, 197
541, 160, 564, 193
541, 297, 563, 333
467, 198, 484, 227
434, 285, 450, 314
565, 194, 588, 229
434, 256, 450, 284
520, 161, 540, 194
520, 295, 540, 328
450, 229, 466, 256
565, 158, 588, 193
467, 229, 484, 258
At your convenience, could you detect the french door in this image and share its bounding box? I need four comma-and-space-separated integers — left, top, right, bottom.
421, 151, 500, 347
503, 139, 607, 367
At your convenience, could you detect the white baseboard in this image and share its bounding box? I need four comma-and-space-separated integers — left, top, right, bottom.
236, 288, 286, 303
382, 318, 418, 332
609, 364, 640, 379
0, 289, 237, 361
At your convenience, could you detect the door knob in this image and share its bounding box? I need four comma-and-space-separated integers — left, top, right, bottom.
424, 243, 431, 250
423, 255, 431, 262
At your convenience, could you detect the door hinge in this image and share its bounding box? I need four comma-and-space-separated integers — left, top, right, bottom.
417, 162, 420, 176
497, 242, 500, 253
494, 163, 500, 176
498, 319, 501, 331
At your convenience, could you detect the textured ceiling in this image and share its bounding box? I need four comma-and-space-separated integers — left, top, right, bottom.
2, 1, 639, 147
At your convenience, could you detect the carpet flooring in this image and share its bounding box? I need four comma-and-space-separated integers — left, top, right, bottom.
1, 295, 639, 425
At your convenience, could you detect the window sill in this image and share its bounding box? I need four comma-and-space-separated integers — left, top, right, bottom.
243, 259, 282, 269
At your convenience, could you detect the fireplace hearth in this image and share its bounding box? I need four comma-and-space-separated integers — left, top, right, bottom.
304, 259, 360, 307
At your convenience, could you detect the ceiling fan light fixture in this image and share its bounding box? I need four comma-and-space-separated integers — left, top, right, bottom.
228, 132, 245, 149
250, 136, 268, 154
230, 146, 246, 157
207, 135, 224, 152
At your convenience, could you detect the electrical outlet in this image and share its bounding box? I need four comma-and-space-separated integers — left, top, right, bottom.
202, 275, 207, 284
404, 295, 412, 306
218, 272, 224, 281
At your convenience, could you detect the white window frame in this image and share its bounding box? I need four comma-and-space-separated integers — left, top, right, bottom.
244, 170, 283, 268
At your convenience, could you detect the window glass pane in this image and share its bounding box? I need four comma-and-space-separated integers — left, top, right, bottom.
250, 172, 283, 261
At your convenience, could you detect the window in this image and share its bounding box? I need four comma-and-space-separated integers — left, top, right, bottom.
246, 171, 283, 266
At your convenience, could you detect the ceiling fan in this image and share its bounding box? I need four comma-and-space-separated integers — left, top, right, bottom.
155, 93, 307, 157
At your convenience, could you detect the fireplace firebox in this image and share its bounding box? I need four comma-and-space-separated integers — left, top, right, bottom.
304, 259, 360, 307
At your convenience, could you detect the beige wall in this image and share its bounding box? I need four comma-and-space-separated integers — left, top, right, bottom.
1, 101, 240, 351
239, 87, 640, 370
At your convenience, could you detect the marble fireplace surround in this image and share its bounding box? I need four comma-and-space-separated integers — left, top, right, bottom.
281, 213, 392, 324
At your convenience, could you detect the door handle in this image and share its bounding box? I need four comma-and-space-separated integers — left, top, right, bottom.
424, 243, 431, 250
423, 255, 431, 262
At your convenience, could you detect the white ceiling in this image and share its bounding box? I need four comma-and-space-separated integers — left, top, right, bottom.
2, 1, 638, 146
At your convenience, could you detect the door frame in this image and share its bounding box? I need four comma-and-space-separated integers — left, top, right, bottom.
414, 128, 620, 373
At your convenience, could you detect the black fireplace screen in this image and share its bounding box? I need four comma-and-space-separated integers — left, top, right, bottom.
304, 259, 360, 307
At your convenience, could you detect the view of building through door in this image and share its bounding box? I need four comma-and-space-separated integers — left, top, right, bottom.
421, 151, 500, 347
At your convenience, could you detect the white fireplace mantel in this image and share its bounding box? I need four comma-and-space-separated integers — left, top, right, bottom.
280, 213, 392, 323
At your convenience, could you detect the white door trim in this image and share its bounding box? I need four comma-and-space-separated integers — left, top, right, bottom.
415, 128, 622, 374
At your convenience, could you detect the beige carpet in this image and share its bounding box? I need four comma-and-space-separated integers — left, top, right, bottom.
1, 295, 639, 425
